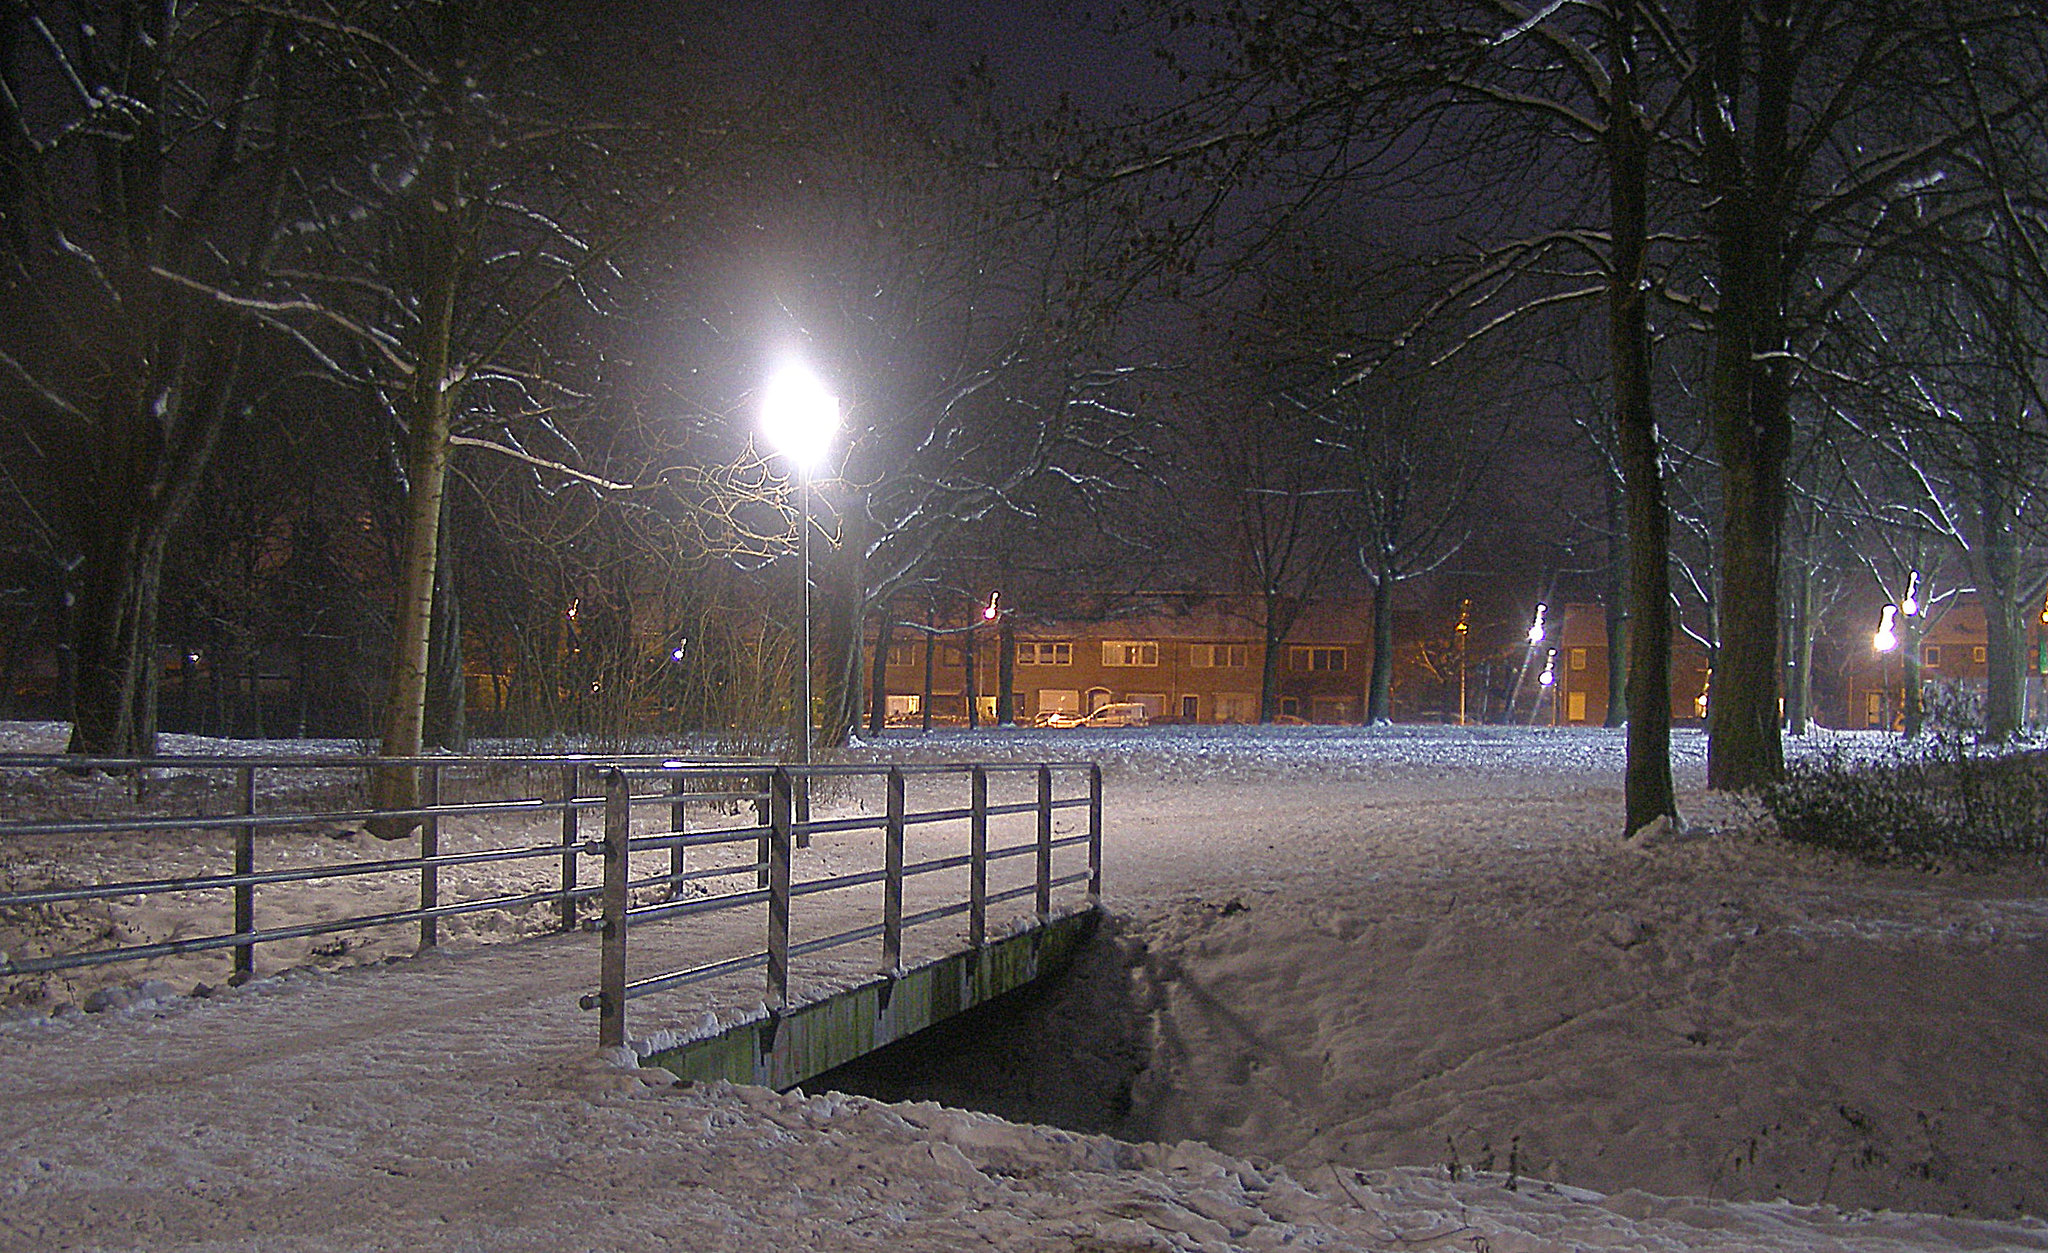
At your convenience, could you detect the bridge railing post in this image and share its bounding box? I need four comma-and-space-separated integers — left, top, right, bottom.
559, 764, 580, 932
418, 763, 441, 950
1035, 765, 1052, 921
598, 768, 630, 1049
883, 766, 905, 973
969, 766, 987, 949
756, 769, 772, 890
1088, 764, 1103, 906
233, 765, 256, 980
767, 767, 793, 1013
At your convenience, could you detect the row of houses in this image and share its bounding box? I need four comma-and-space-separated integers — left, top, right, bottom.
875, 594, 2048, 729
875, 599, 1712, 727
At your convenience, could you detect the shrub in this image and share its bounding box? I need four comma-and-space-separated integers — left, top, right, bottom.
1761, 739, 2048, 865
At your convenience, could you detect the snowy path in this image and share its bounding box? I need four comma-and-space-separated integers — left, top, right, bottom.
5, 724, 2048, 1250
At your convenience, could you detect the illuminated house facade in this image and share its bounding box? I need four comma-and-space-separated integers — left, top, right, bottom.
1525, 603, 1714, 726
1838, 596, 2048, 729
875, 600, 1370, 725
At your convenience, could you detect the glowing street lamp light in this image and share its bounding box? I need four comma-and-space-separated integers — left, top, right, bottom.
1527, 603, 1548, 646
760, 359, 841, 820
1872, 604, 1902, 732
759, 360, 841, 477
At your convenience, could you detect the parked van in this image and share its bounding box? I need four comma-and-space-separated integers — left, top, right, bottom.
1081, 702, 1150, 728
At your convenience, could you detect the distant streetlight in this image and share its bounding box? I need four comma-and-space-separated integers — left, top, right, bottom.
1527, 603, 1548, 647
759, 359, 840, 823
1454, 599, 1470, 726
1873, 604, 1899, 731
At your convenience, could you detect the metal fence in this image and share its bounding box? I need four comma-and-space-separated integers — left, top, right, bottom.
0, 754, 1103, 1045
0, 751, 733, 986
579, 761, 1103, 1048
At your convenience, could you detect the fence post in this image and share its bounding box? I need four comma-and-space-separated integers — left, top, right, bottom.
767, 767, 793, 1013
669, 772, 688, 900
418, 763, 440, 950
1088, 764, 1103, 906
1035, 765, 1052, 921
233, 765, 256, 981
599, 768, 630, 1049
795, 765, 811, 851
969, 766, 987, 949
559, 764, 580, 932
756, 770, 772, 890
883, 766, 905, 973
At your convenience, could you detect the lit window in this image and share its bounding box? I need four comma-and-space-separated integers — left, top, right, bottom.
1569, 647, 1588, 672
1102, 641, 1159, 667
1017, 641, 1071, 665
1973, 645, 1987, 664
1922, 645, 1941, 668
1289, 647, 1346, 672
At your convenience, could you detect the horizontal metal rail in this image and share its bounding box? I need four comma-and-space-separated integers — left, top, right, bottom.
584, 761, 1104, 1047
0, 752, 775, 985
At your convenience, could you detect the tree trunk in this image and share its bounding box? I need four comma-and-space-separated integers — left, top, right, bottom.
1698, 0, 1790, 792
920, 623, 935, 733
867, 610, 894, 736
1366, 571, 1394, 723
1258, 591, 1300, 722
423, 529, 466, 752
1784, 567, 1813, 736
369, 191, 462, 836
1606, 0, 1677, 831
66, 526, 170, 759
964, 627, 979, 729
814, 563, 866, 749
997, 614, 1016, 725
1973, 439, 2025, 742
1603, 475, 1629, 729
1900, 627, 1925, 738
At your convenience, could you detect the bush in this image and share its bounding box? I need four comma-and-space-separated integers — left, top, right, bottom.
1761, 739, 2048, 865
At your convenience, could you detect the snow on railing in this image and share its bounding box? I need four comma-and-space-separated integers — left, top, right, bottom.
0, 753, 1104, 1043
0, 752, 746, 986
576, 761, 1104, 1049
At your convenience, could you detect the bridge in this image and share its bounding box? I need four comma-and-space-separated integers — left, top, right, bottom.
0, 751, 1104, 1088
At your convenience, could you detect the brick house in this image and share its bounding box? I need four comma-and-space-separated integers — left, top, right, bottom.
876, 597, 1369, 726
1537, 602, 1714, 726
1837, 596, 2048, 729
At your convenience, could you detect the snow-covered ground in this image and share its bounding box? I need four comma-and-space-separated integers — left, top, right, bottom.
3, 721, 2047, 1251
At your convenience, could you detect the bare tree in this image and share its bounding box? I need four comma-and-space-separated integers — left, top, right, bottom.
0, 1, 302, 756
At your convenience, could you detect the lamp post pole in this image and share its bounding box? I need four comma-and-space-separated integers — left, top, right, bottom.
799, 473, 813, 821
1874, 604, 1899, 732
760, 359, 840, 836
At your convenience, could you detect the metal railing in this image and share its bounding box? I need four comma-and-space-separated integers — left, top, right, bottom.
0, 751, 753, 987
578, 761, 1103, 1048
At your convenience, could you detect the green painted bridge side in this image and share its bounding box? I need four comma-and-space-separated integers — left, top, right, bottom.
643, 908, 1100, 1092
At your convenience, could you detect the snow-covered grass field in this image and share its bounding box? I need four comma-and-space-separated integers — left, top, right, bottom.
4, 720, 2047, 1251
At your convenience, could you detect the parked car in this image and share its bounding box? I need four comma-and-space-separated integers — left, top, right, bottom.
1080, 702, 1150, 728
1033, 710, 1085, 728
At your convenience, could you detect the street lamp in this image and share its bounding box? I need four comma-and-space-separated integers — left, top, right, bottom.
1454, 599, 1470, 726
759, 359, 840, 825
1873, 604, 1899, 730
